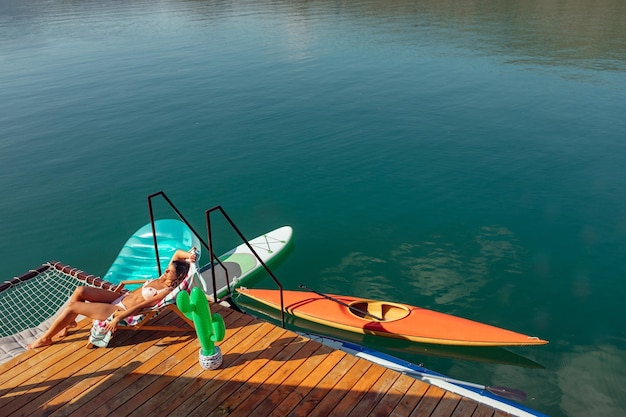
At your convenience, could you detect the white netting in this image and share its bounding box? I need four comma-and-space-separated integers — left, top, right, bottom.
0, 262, 116, 338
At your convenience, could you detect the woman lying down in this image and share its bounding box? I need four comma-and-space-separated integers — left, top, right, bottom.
27, 249, 196, 349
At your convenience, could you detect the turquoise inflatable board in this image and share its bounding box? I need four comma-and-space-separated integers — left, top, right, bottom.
103, 219, 201, 285
104, 221, 293, 300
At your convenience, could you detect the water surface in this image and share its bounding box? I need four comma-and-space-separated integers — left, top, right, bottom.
2, 1, 626, 416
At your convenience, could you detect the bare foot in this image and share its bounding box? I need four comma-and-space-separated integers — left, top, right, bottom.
56, 321, 77, 338
26, 338, 53, 349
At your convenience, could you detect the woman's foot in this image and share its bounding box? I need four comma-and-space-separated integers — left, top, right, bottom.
56, 321, 77, 338
26, 337, 52, 349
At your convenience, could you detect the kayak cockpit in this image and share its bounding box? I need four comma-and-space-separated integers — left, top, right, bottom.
348, 301, 410, 322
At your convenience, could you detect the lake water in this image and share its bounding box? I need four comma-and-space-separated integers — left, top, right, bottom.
2, 0, 626, 415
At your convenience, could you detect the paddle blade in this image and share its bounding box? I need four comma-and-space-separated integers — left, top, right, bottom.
486, 385, 527, 403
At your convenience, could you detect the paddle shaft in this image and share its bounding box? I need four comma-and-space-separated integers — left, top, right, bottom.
298, 285, 384, 321
404, 369, 527, 403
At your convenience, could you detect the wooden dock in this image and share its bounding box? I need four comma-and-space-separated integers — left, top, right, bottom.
0, 304, 513, 417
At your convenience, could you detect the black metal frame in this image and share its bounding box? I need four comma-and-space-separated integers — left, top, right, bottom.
146, 191, 285, 328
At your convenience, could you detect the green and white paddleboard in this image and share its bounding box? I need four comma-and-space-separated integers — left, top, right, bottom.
198, 226, 293, 301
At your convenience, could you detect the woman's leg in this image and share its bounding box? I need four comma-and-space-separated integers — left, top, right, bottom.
57, 287, 122, 337
71, 286, 122, 303
27, 287, 122, 349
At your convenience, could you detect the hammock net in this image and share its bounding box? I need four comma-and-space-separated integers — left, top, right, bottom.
0, 262, 117, 338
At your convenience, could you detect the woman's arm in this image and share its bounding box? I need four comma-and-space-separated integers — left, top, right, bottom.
170, 248, 197, 264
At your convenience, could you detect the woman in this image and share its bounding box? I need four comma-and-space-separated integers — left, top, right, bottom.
27, 248, 197, 349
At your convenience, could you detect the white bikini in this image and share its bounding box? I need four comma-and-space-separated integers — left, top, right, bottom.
111, 280, 169, 310
141, 280, 170, 299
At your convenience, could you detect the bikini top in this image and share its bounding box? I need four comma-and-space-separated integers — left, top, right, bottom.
141, 280, 170, 300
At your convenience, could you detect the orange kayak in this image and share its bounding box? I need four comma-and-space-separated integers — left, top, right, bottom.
236, 288, 548, 347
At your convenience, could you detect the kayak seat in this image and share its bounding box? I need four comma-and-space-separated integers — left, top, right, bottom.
368, 302, 384, 320
349, 301, 410, 321
381, 303, 410, 321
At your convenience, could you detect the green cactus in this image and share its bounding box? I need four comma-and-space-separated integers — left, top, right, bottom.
176, 287, 225, 356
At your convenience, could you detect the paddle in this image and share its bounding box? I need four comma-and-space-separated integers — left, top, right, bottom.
403, 368, 527, 403
298, 284, 384, 321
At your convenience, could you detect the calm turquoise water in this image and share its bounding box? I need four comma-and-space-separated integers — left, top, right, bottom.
2, 1, 626, 415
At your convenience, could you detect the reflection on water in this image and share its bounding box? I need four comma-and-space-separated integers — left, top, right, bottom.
2, 0, 625, 73
318, 224, 525, 311
558, 345, 626, 416
340, 0, 626, 71
396, 225, 523, 307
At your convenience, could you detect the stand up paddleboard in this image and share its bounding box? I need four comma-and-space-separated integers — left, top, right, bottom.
198, 226, 293, 301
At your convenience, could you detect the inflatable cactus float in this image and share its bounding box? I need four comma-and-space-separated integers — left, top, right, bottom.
177, 287, 226, 369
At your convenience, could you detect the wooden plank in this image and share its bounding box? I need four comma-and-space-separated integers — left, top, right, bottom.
0, 347, 39, 377
188, 326, 296, 416
271, 349, 345, 416
122, 308, 251, 416
346, 368, 401, 417
147, 319, 278, 416
34, 311, 190, 416
430, 391, 462, 417
0, 314, 91, 376
285, 353, 360, 417
306, 357, 374, 417
127, 312, 260, 417
117, 309, 237, 416
59, 315, 201, 417
471, 402, 496, 417
4, 311, 180, 417
239, 342, 332, 417
389, 379, 431, 417
202, 333, 314, 416
409, 385, 447, 417
368, 374, 418, 417
325, 361, 387, 416
88, 314, 259, 417
2, 324, 100, 415
17, 338, 145, 416
120, 339, 207, 416
0, 317, 91, 387
105, 335, 200, 415
451, 397, 479, 416
46, 314, 190, 417
0, 318, 92, 399
89, 338, 197, 415
171, 321, 280, 416
47, 339, 174, 416
42, 312, 188, 416
0, 301, 513, 417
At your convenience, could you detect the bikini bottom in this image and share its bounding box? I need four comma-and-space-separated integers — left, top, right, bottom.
111, 295, 127, 310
